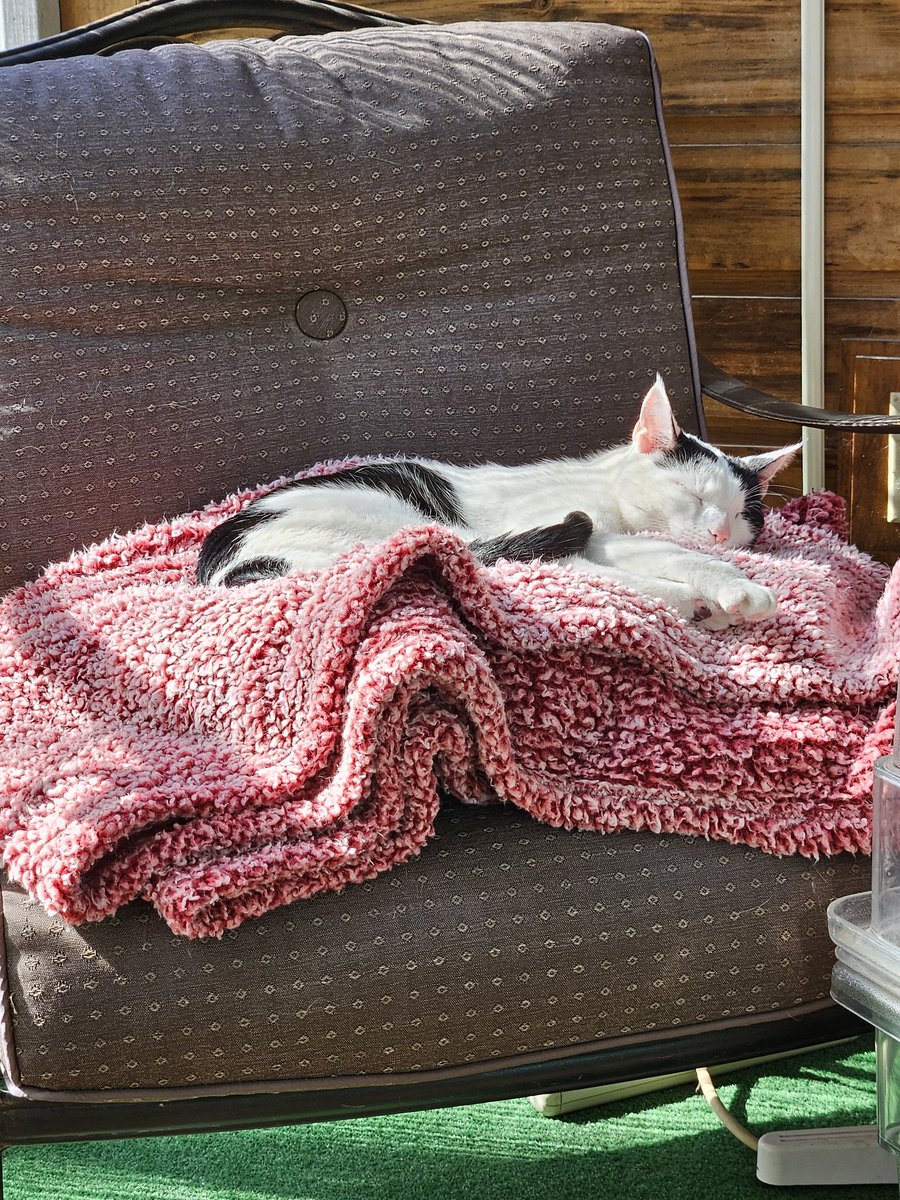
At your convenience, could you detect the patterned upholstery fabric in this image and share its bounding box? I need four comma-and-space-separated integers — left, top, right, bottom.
0, 20, 699, 594
0, 806, 866, 1099
0, 21, 858, 1103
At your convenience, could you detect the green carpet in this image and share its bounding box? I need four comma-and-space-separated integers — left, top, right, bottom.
4, 1036, 894, 1199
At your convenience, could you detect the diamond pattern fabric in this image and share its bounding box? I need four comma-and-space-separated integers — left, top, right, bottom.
0, 21, 698, 593
0, 806, 866, 1098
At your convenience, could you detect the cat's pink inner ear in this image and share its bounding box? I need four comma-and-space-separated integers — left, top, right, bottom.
756, 444, 802, 495
632, 376, 679, 454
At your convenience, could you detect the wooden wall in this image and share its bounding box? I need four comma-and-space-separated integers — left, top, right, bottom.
60, 0, 900, 510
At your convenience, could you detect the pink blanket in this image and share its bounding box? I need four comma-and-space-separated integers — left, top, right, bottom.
0, 482, 895, 938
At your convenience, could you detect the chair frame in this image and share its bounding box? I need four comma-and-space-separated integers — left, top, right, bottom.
0, 0, 891, 1185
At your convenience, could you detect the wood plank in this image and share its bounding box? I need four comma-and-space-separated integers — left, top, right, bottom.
666, 113, 799, 146
693, 296, 801, 404
672, 144, 801, 297
58, 0, 120, 28
827, 114, 900, 147
826, 143, 900, 297
695, 295, 900, 416
694, 298, 804, 504
673, 141, 900, 300
837, 340, 900, 563
827, 0, 900, 121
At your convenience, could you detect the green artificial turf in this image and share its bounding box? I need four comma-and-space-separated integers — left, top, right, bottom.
5, 1036, 894, 1200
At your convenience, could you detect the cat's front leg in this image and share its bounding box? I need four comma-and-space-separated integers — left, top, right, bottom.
566, 559, 713, 623
587, 533, 777, 628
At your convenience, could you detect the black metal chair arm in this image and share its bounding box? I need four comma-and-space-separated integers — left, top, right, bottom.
699, 353, 900, 433
0, 0, 426, 65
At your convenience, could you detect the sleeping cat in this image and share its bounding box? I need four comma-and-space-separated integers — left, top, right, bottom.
197, 376, 799, 630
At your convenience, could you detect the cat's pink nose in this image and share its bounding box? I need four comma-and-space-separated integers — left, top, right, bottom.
709, 525, 730, 545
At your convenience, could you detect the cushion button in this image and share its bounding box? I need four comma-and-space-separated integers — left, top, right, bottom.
294, 290, 348, 339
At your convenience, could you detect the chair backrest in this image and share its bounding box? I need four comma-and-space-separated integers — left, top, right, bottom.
0, 19, 701, 593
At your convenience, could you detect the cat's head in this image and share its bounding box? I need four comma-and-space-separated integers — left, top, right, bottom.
621, 375, 800, 548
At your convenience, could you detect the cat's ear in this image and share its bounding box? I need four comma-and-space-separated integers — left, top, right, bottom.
632, 374, 680, 454
742, 444, 802, 495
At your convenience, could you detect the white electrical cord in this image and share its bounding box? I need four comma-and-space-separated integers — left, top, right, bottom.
695, 1067, 760, 1150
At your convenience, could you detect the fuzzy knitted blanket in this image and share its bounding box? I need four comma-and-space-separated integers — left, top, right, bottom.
0, 483, 895, 938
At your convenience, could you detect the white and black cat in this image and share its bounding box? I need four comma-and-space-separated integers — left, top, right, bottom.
197, 376, 799, 629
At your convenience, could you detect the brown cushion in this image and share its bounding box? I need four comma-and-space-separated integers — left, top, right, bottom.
0, 20, 699, 593
0, 802, 866, 1099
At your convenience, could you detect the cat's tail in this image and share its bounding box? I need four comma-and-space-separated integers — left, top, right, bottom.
468, 511, 593, 567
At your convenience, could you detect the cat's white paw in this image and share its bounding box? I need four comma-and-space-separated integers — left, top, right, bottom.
718, 579, 777, 621
693, 578, 777, 629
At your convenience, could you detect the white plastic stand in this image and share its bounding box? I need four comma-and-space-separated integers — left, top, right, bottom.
756, 1125, 898, 1187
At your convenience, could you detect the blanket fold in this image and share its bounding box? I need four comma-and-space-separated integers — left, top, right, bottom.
0, 485, 895, 938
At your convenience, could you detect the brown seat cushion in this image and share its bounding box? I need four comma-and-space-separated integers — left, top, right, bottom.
0, 801, 866, 1099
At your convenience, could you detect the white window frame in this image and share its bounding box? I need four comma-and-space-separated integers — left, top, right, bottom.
0, 0, 61, 50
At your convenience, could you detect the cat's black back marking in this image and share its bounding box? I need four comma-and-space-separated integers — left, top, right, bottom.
285, 461, 464, 526
196, 460, 463, 586
196, 507, 277, 585
221, 557, 292, 587
470, 511, 593, 566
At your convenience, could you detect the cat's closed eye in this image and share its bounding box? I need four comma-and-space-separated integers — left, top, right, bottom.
677, 483, 703, 505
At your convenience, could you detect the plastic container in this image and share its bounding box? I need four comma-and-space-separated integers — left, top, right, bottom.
829, 746, 900, 1174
